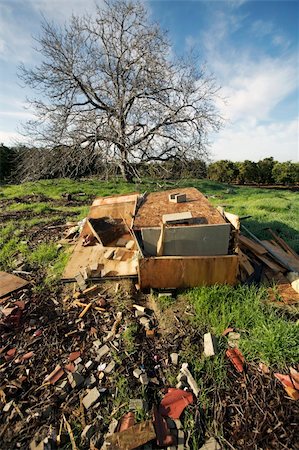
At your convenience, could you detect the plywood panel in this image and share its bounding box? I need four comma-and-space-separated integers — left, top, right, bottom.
92, 193, 139, 207
141, 223, 231, 256
62, 238, 138, 280
138, 255, 238, 289
0, 271, 29, 298
134, 188, 226, 229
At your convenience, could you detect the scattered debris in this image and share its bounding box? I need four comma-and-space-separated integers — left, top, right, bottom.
0, 271, 29, 298
203, 333, 217, 357
160, 388, 193, 419
82, 387, 101, 409
226, 348, 245, 373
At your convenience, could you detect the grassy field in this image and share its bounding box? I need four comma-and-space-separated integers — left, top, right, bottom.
0, 177, 298, 448
1, 177, 298, 365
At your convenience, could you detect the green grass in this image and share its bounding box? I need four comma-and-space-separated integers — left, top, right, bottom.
186, 284, 299, 367
1, 177, 297, 249
122, 323, 139, 353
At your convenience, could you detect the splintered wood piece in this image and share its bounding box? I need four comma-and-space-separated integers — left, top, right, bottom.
238, 249, 254, 276
267, 229, 299, 260
156, 222, 166, 257
255, 254, 286, 273
0, 272, 29, 298
238, 235, 267, 256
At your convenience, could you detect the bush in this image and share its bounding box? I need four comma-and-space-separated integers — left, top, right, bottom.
272, 162, 299, 185
208, 160, 239, 183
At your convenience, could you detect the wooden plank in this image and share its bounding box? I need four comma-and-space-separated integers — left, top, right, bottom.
92, 193, 139, 206
267, 229, 299, 260
0, 271, 29, 298
138, 255, 238, 289
261, 241, 299, 273
217, 207, 240, 230
242, 225, 299, 273
239, 235, 267, 255
255, 254, 286, 273
238, 249, 254, 276
134, 188, 226, 229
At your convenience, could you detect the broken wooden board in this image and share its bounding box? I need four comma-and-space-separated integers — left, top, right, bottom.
92, 193, 139, 207
138, 255, 238, 289
239, 235, 267, 255
255, 254, 286, 273
238, 249, 254, 276
141, 223, 231, 256
267, 229, 299, 260
62, 238, 138, 280
261, 241, 299, 273
0, 271, 29, 298
134, 188, 226, 229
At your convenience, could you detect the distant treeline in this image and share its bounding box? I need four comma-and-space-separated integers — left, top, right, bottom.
208, 158, 299, 185
0, 144, 298, 185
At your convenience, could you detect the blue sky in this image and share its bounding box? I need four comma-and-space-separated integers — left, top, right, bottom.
0, 0, 298, 162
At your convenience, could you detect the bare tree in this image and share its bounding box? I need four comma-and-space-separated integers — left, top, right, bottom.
19, 0, 222, 182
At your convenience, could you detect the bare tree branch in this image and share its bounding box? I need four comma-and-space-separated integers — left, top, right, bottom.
18, 0, 222, 182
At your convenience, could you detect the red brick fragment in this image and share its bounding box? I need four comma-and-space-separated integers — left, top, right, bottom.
5, 348, 17, 361
15, 351, 34, 363
226, 348, 245, 373
160, 388, 193, 420
14, 300, 25, 310
118, 412, 135, 432
69, 351, 81, 362
65, 363, 76, 373
45, 365, 65, 384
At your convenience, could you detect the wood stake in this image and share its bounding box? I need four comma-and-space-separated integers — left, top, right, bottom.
79, 302, 92, 318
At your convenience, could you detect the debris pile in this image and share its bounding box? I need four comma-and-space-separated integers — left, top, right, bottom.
237, 227, 299, 304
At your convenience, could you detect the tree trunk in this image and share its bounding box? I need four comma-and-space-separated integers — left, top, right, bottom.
119, 160, 134, 183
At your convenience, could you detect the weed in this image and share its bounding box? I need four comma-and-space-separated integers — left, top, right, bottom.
122, 323, 138, 353
26, 242, 59, 268
187, 284, 299, 367
157, 294, 175, 311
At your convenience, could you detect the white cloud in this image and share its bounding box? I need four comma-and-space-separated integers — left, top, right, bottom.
212, 118, 299, 162
198, 7, 299, 162
251, 19, 274, 38
218, 56, 298, 123
27, 0, 101, 24
0, 130, 25, 145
